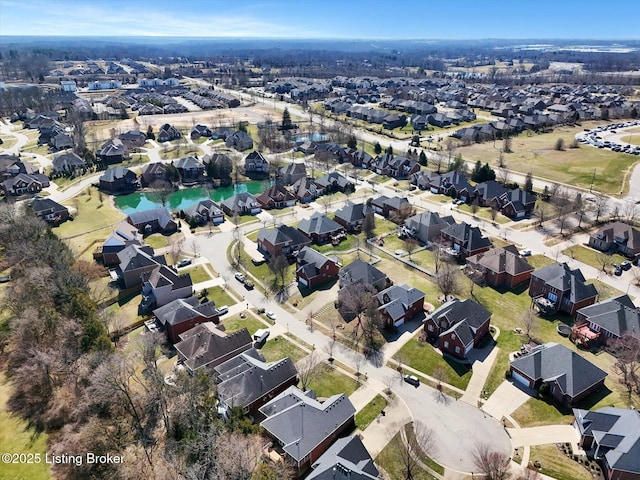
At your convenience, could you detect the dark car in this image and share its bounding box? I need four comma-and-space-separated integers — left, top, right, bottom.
621, 261, 632, 271
403, 375, 420, 387
177, 258, 192, 268
244, 279, 254, 290
614, 266, 623, 276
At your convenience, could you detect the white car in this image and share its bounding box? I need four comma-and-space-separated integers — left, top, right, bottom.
265, 311, 277, 321
518, 249, 532, 257
234, 272, 246, 282
217, 305, 229, 315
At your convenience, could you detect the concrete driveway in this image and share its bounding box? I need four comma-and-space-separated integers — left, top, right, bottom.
509, 425, 579, 448
482, 380, 534, 419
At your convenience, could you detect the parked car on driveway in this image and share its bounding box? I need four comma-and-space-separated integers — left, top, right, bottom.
217, 305, 229, 315
518, 249, 532, 257
177, 258, 192, 268
243, 279, 254, 289
620, 261, 632, 271
614, 266, 623, 276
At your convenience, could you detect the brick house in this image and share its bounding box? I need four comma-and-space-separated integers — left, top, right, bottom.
529, 263, 598, 316
295, 246, 340, 289
376, 284, 425, 329
153, 296, 220, 343
465, 245, 534, 288
256, 225, 311, 258
588, 222, 640, 258
573, 295, 640, 348
440, 222, 492, 258
297, 212, 345, 245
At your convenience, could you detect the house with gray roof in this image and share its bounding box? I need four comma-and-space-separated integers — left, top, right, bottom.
127, 207, 177, 234
116, 244, 166, 289
466, 245, 534, 289
153, 296, 220, 343
99, 221, 143, 266
259, 386, 356, 474
402, 211, 456, 244
98, 138, 129, 164
30, 198, 70, 226
277, 161, 307, 186
183, 199, 224, 225
588, 222, 640, 259
256, 183, 297, 210
226, 130, 254, 151
423, 298, 492, 359
529, 262, 598, 316
371, 195, 410, 219
440, 222, 492, 258
220, 192, 261, 216
244, 151, 269, 176
574, 295, 640, 348
498, 187, 535, 219
295, 246, 340, 289
334, 202, 368, 233
257, 224, 312, 258
339, 258, 388, 291
573, 406, 640, 480
175, 323, 253, 374
52, 152, 84, 173
175, 156, 204, 183
297, 212, 345, 245
99, 166, 138, 192
140, 264, 193, 311
307, 435, 380, 480
510, 342, 607, 405
314, 171, 354, 194
140, 162, 167, 187
291, 176, 323, 203
216, 354, 298, 417
376, 284, 425, 329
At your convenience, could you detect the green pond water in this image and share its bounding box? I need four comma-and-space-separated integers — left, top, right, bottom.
114, 181, 271, 214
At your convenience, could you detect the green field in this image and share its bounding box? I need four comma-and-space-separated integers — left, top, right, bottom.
355, 394, 388, 430
563, 245, 627, 273
206, 286, 237, 307
220, 314, 264, 335
528, 445, 592, 480
305, 363, 360, 398
259, 335, 308, 363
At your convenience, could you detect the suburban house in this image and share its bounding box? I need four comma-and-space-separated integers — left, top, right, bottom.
0, 155, 39, 181
99, 166, 138, 193
295, 246, 340, 289
423, 298, 492, 359
52, 152, 84, 173
429, 171, 473, 201
297, 212, 345, 245
376, 284, 425, 329
277, 162, 307, 186
497, 188, 536, 219
510, 343, 607, 405
257, 225, 312, 258
588, 222, 640, 258
140, 264, 193, 311
465, 245, 535, 289
259, 386, 356, 474
116, 245, 167, 289
244, 151, 270, 176
314, 171, 354, 194
175, 156, 205, 183
157, 124, 181, 143
98, 221, 143, 266
256, 183, 297, 210
401, 211, 456, 244
98, 138, 129, 164
183, 199, 225, 225
307, 435, 380, 480
220, 192, 262, 216
573, 406, 640, 480
29, 198, 70, 226
127, 207, 177, 234
140, 162, 168, 186
333, 202, 368, 233
290, 176, 322, 203
190, 124, 212, 139
371, 195, 410, 219
174, 323, 253, 374
473, 180, 508, 208
1, 173, 48, 196
119, 130, 148, 148
410, 169, 442, 190
440, 222, 492, 258
573, 295, 640, 348
339, 258, 388, 291
153, 296, 220, 343
226, 130, 254, 151
529, 263, 599, 316
216, 355, 298, 417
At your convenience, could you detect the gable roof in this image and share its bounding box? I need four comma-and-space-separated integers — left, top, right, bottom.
184, 199, 223, 218
100, 166, 136, 182
175, 156, 204, 170
376, 284, 425, 321
175, 323, 253, 372
441, 222, 492, 252
103, 221, 141, 249
308, 435, 379, 480
532, 263, 598, 304
30, 198, 68, 216
141, 264, 193, 291
257, 224, 311, 249
298, 212, 343, 236
314, 171, 352, 189
334, 202, 366, 224
591, 222, 640, 250
153, 296, 218, 327
220, 192, 260, 212
576, 295, 640, 338
52, 152, 84, 171
429, 297, 492, 331
511, 342, 607, 398
127, 207, 174, 230
117, 244, 166, 272
259, 386, 356, 463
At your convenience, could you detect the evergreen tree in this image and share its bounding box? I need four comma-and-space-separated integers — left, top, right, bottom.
419, 150, 427, 166
524, 172, 533, 192
385, 145, 393, 155
347, 135, 357, 150
374, 142, 382, 155
281, 107, 292, 130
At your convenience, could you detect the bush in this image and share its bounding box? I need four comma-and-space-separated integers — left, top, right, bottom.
505, 369, 512, 379
555, 138, 565, 151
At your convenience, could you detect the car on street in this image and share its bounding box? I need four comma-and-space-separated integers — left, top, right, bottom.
177, 258, 192, 268
243, 279, 254, 289
614, 266, 623, 276
404, 374, 420, 387
621, 261, 632, 271
217, 305, 229, 315
518, 249, 532, 257
235, 272, 246, 282
265, 311, 277, 321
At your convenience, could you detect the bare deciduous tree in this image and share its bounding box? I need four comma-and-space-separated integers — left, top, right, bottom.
520, 309, 537, 341
606, 333, 640, 397
404, 237, 419, 259
473, 442, 512, 480
436, 264, 460, 300
390, 421, 437, 480
297, 350, 323, 392
594, 193, 609, 224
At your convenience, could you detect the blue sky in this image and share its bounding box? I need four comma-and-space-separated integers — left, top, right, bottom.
1, 0, 639, 39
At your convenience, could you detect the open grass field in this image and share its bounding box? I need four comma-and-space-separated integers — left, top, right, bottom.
0, 373, 52, 480
586, 279, 625, 301
394, 338, 472, 390
528, 445, 592, 480
158, 145, 203, 160
620, 135, 640, 146
305, 363, 360, 398
54, 187, 125, 254
219, 314, 264, 335
259, 335, 308, 363
0, 136, 18, 150
354, 394, 388, 431
456, 122, 639, 195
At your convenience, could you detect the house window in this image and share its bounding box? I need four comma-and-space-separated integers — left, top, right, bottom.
428, 324, 433, 332
443, 341, 449, 348
455, 346, 460, 353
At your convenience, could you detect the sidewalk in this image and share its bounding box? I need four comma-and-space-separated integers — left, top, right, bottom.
360, 395, 411, 458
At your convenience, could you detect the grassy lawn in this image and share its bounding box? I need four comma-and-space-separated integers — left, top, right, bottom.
0, 373, 52, 480
564, 245, 627, 273
457, 203, 511, 224
355, 394, 388, 430
0, 136, 18, 149
529, 445, 592, 480
512, 397, 573, 428
242, 245, 296, 286
620, 135, 640, 146
405, 422, 445, 475
456, 121, 639, 195
527, 254, 556, 269
144, 233, 174, 250
158, 145, 203, 160
586, 279, 625, 300
54, 187, 125, 255
259, 335, 308, 363
394, 338, 472, 390
220, 314, 264, 335
103, 293, 145, 330
288, 278, 340, 311
305, 363, 360, 398
376, 430, 434, 480
206, 286, 237, 307
183, 264, 212, 284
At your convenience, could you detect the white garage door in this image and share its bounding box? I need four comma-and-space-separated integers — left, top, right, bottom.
298, 277, 308, 287
512, 370, 530, 388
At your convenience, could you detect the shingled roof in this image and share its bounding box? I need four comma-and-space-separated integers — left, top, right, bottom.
308, 435, 379, 480
532, 263, 598, 304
